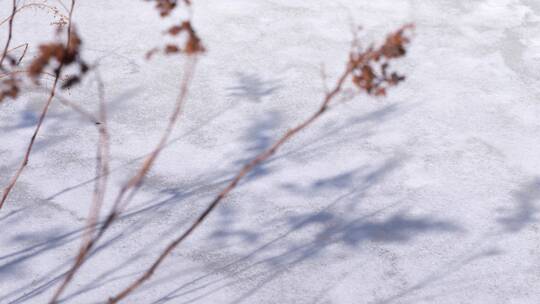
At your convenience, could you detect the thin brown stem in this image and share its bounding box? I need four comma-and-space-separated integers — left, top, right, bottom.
112, 57, 198, 214
86, 70, 110, 247
0, 0, 76, 209
0, 0, 16, 69
0, 69, 56, 79
0, 43, 29, 65
12, 42, 28, 64
49, 56, 198, 303
48, 71, 110, 304
0, 77, 60, 209
107, 60, 354, 304
0, 2, 68, 27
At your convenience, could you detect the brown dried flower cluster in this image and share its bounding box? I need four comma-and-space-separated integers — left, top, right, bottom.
144, 0, 204, 58
0, 52, 21, 102
0, 74, 19, 102
28, 27, 89, 89
46, 2, 205, 302
3, 0, 415, 302
146, 20, 204, 59
0, 1, 71, 103
350, 24, 414, 96
103, 24, 414, 304
146, 0, 191, 17
165, 21, 204, 54
143, 0, 204, 58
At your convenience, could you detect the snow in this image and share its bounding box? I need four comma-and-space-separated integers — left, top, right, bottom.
1, 0, 540, 303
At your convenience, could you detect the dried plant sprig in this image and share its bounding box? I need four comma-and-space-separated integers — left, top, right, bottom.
0, 1, 68, 27
0, 1, 69, 103
0, 0, 19, 104
0, 0, 16, 69
350, 24, 413, 96
0, 62, 22, 104
7, 43, 29, 65
1, 9, 86, 104
49, 56, 199, 304
87, 70, 110, 251
0, 0, 79, 210
147, 20, 204, 59
146, 19, 204, 61
27, 26, 89, 89
48, 71, 110, 304
0, 44, 25, 103
106, 24, 414, 303
146, 0, 192, 17
0, 70, 100, 125
48, 2, 204, 301
144, 0, 203, 59
168, 21, 204, 54
0, 74, 19, 101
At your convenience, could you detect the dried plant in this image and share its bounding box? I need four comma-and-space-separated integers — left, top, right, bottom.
0, 44, 25, 103
146, 0, 191, 17
146, 1, 204, 59
106, 24, 414, 303
0, 71, 19, 102
0, 0, 17, 102
48, 2, 204, 303
2, 0, 414, 302
146, 21, 205, 59
0, 0, 16, 67
50, 69, 112, 304
350, 25, 413, 96
0, 0, 82, 209
0, 1, 68, 27
27, 26, 89, 88
48, 58, 199, 304
0, 0, 70, 104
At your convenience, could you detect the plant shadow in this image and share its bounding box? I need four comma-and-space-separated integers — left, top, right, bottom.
146, 156, 463, 304
1, 89, 428, 304
226, 72, 281, 104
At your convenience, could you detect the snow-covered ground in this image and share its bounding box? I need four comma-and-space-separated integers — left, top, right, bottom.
2, 0, 540, 303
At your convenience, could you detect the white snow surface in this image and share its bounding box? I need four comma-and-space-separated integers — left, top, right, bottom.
2, 0, 540, 303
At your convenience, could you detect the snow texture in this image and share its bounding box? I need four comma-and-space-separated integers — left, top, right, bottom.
1, 0, 540, 303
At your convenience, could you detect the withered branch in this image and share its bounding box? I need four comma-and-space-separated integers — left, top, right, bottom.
49, 3, 205, 302
0, 0, 80, 209
107, 24, 414, 303
0, 0, 16, 69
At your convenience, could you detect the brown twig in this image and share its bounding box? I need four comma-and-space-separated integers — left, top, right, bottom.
0, 2, 68, 27
107, 60, 352, 304
49, 2, 203, 299
0, 0, 77, 209
48, 56, 199, 303
84, 69, 110, 247
9, 42, 29, 65
47, 70, 110, 304
0, 43, 29, 68
0, 0, 16, 69
107, 24, 414, 303
0, 69, 56, 79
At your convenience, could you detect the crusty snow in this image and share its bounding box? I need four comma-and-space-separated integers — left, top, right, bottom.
2, 0, 540, 303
